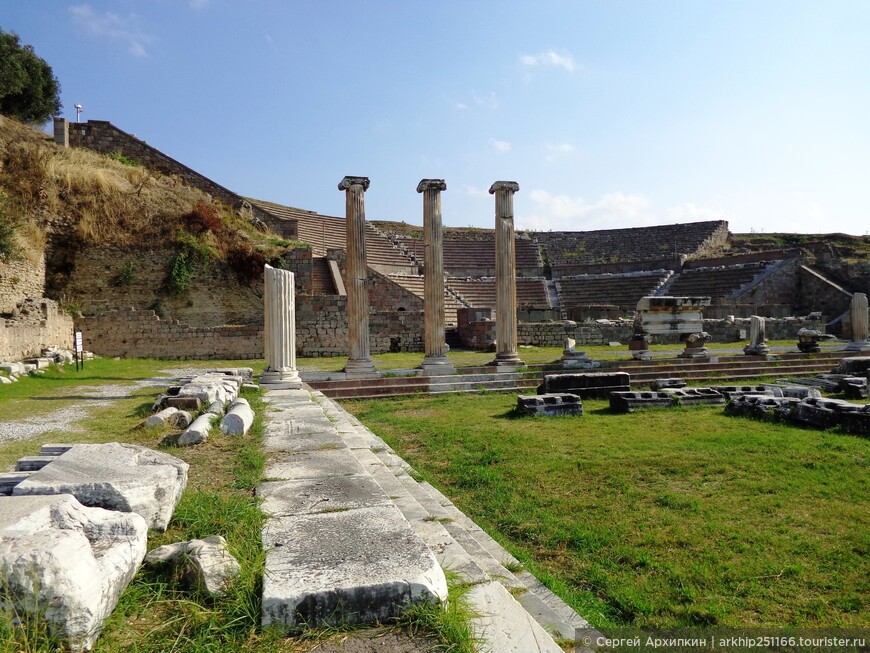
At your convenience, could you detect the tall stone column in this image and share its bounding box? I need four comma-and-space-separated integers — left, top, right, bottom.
338, 176, 378, 377
488, 181, 524, 368
418, 179, 453, 375
845, 292, 870, 352
260, 264, 302, 389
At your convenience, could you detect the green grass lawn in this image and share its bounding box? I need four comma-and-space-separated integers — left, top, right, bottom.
344, 393, 869, 629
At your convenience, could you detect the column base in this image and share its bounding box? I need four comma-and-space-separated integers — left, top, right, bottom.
260, 368, 303, 390
561, 352, 600, 369
344, 358, 380, 378
488, 352, 525, 369
420, 356, 454, 376
743, 344, 771, 356
844, 341, 870, 353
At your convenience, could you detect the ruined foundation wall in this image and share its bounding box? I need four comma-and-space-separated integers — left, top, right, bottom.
1, 299, 74, 360
0, 254, 45, 313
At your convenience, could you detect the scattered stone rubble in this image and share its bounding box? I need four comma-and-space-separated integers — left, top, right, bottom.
144, 535, 241, 597
726, 395, 870, 435
0, 348, 93, 383
0, 368, 255, 650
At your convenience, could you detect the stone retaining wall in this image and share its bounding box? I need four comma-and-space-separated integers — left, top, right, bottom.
73, 299, 425, 360
458, 313, 825, 350
74, 308, 262, 359
0, 254, 45, 313
1, 299, 74, 360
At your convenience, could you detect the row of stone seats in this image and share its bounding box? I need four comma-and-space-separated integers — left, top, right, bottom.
665, 261, 778, 298
250, 199, 416, 271
555, 270, 673, 311
447, 277, 551, 308
386, 274, 467, 325
536, 220, 728, 266
395, 234, 544, 276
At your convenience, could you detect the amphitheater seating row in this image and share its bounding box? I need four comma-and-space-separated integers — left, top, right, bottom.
250, 198, 416, 272
555, 270, 673, 311
395, 235, 543, 276
386, 274, 466, 326
665, 261, 778, 298
446, 278, 550, 309
536, 220, 728, 266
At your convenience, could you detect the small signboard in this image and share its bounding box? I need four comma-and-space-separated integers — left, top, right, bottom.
73, 329, 84, 371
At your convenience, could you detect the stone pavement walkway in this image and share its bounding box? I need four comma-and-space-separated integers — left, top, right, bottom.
260, 386, 591, 652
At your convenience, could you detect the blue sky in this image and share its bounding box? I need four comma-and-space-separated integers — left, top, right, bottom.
3, 1, 869, 235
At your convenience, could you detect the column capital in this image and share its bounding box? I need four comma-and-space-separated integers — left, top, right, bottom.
489, 180, 520, 195
417, 179, 447, 193
338, 176, 371, 191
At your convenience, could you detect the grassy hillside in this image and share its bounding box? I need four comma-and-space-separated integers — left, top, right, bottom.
0, 116, 306, 295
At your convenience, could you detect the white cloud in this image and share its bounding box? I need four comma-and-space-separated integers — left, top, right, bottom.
463, 185, 487, 197
666, 202, 730, 223
489, 138, 511, 153
520, 50, 576, 72
69, 4, 152, 57
454, 90, 498, 112
544, 142, 575, 161
472, 90, 499, 110
519, 190, 652, 231
520, 190, 734, 232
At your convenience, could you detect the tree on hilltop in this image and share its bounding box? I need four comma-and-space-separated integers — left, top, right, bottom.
0, 28, 61, 124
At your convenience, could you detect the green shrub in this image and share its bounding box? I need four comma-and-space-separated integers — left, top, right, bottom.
106, 150, 139, 167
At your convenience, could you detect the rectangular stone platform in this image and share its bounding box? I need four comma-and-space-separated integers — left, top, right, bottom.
609, 391, 673, 413
517, 393, 583, 417
538, 372, 630, 398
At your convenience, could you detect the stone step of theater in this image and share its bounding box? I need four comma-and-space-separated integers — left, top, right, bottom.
306, 351, 851, 400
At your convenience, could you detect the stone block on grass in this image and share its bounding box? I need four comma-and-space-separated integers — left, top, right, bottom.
516, 393, 583, 417
0, 494, 147, 651
538, 372, 630, 398
261, 504, 447, 630
12, 443, 188, 531
609, 391, 673, 413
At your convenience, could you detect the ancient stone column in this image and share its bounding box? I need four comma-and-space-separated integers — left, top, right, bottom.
845, 292, 870, 352
488, 181, 524, 367
260, 264, 302, 389
417, 179, 453, 375
743, 315, 770, 356
338, 176, 378, 377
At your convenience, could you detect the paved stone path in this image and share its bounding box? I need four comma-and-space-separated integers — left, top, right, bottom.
260, 386, 592, 651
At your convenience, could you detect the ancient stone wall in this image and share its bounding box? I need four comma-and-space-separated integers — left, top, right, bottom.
0, 254, 45, 313
1, 299, 74, 360
797, 266, 853, 319
58, 119, 296, 239
62, 246, 264, 327
458, 312, 825, 351
280, 248, 314, 295
74, 308, 262, 359
734, 259, 801, 307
